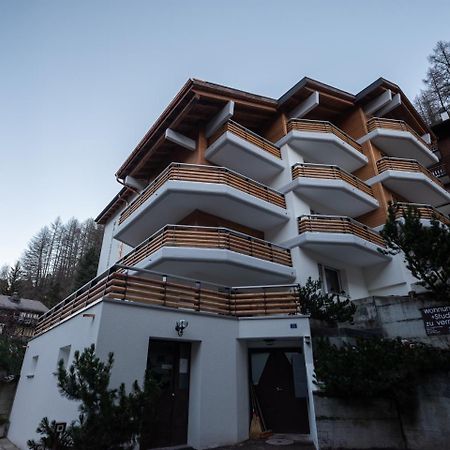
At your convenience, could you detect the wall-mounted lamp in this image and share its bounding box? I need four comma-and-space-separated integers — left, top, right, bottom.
304, 336, 311, 345
175, 320, 189, 337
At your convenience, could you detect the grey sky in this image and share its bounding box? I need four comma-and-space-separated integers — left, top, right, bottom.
0, 0, 448, 266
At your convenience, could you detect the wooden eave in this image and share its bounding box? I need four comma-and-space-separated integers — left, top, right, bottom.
95, 186, 134, 225
116, 79, 278, 180
356, 78, 435, 140
277, 77, 355, 121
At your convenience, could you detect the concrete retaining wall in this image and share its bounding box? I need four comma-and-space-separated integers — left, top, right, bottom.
314, 295, 450, 450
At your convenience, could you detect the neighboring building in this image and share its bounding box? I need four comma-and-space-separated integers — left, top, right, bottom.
430, 117, 450, 189
0, 294, 48, 339
8, 77, 450, 450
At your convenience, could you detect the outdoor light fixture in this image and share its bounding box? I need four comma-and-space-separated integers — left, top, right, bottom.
175, 319, 189, 336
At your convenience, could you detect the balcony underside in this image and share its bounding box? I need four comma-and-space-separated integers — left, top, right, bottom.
285, 232, 390, 267
205, 132, 284, 183
277, 131, 368, 172
282, 178, 379, 216
367, 171, 450, 206
114, 181, 289, 247
359, 129, 438, 168
129, 247, 296, 285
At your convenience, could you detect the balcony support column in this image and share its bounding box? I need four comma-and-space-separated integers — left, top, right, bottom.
205, 101, 235, 138
364, 89, 392, 115
289, 91, 319, 119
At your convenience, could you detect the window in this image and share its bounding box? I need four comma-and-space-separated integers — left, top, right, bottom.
319, 264, 343, 294
57, 345, 71, 370
27, 355, 39, 379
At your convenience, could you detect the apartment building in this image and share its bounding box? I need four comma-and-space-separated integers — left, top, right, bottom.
8, 77, 450, 450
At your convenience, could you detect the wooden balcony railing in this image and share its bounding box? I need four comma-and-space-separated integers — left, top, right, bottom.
208, 120, 281, 159
34, 266, 300, 336
119, 163, 286, 225
376, 157, 444, 187
298, 215, 386, 248
287, 119, 363, 154
119, 225, 292, 267
291, 163, 374, 197
393, 202, 450, 227
367, 118, 430, 148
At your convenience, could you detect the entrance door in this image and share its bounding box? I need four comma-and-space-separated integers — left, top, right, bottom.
249, 349, 310, 434
141, 340, 191, 449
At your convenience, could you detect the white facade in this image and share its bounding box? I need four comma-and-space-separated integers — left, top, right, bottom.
9, 300, 316, 450
9, 77, 445, 450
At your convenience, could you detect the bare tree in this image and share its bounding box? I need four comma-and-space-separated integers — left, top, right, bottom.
415, 40, 450, 124
19, 218, 103, 306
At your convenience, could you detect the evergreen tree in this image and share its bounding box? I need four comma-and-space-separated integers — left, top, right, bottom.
298, 278, 356, 325
314, 337, 450, 401
7, 262, 23, 296
28, 345, 160, 450
72, 247, 100, 291
0, 265, 9, 295
380, 203, 450, 301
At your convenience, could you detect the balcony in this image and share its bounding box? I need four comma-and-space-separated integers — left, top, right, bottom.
205, 120, 284, 183
283, 163, 378, 216
358, 118, 438, 168
34, 267, 301, 336
115, 163, 289, 247
276, 119, 368, 172
119, 225, 295, 285
392, 202, 450, 227
282, 215, 390, 267
367, 157, 450, 206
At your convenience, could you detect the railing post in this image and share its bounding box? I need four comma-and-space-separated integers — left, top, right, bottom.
196, 281, 201, 312
163, 275, 167, 307
123, 270, 129, 301
263, 287, 267, 316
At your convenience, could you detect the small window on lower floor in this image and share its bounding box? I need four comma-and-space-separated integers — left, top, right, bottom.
319, 264, 343, 294
27, 355, 39, 379
57, 345, 71, 370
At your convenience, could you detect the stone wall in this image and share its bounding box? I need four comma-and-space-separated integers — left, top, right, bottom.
314, 295, 450, 450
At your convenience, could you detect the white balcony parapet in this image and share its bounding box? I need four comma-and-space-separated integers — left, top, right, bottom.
358, 118, 438, 168
205, 120, 284, 183
282, 215, 390, 267
277, 119, 368, 172
367, 157, 450, 207
114, 163, 289, 247
119, 225, 296, 285
280, 163, 379, 217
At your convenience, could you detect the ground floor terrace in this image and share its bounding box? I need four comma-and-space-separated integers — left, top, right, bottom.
8, 267, 317, 450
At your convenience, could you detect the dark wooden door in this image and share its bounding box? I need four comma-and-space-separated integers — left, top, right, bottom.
141, 340, 191, 449
250, 349, 310, 434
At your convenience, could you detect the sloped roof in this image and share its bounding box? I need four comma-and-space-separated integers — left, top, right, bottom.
0, 295, 48, 314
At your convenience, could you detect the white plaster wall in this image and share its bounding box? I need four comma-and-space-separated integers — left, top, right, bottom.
96, 301, 248, 449
97, 211, 133, 275
8, 302, 104, 450
264, 143, 371, 300
9, 299, 315, 450
363, 254, 417, 297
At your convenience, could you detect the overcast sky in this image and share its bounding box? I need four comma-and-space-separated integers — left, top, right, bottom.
0, 0, 449, 266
